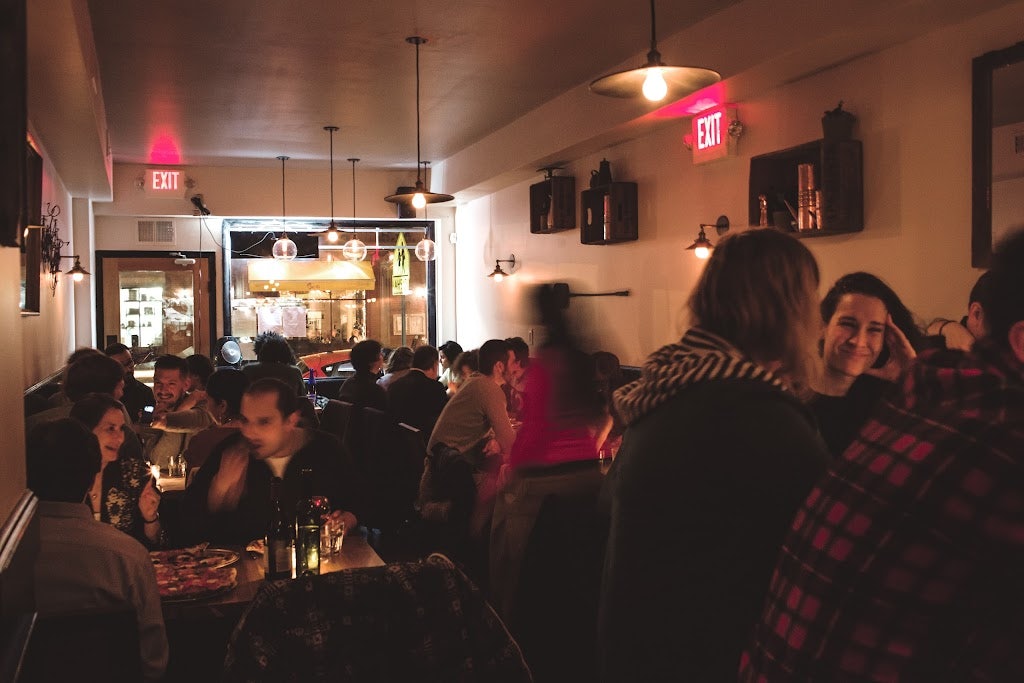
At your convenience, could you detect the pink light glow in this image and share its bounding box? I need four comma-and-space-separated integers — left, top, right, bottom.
148, 133, 181, 165
648, 83, 727, 120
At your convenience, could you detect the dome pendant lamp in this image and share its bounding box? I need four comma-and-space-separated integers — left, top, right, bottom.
324, 125, 341, 245
271, 155, 298, 261
589, 0, 721, 102
384, 36, 454, 208
342, 158, 368, 262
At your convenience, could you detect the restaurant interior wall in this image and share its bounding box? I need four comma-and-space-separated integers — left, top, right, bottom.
452, 5, 1024, 366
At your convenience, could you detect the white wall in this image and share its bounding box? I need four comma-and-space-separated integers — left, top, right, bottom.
453, 8, 1024, 366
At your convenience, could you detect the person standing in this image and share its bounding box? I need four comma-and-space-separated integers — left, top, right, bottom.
740, 232, 1024, 681
599, 229, 829, 682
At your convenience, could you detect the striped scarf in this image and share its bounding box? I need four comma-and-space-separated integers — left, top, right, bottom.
613, 327, 788, 426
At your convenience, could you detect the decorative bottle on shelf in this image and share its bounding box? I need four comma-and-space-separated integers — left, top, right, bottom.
265, 476, 295, 580
295, 468, 329, 576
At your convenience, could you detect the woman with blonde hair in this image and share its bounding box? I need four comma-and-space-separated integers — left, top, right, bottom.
599, 229, 830, 682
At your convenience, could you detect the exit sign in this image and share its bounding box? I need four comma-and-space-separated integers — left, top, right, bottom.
690, 105, 738, 164
144, 169, 183, 197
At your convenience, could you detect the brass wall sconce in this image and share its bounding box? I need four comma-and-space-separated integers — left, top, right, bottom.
686, 215, 729, 259
488, 255, 517, 282
64, 255, 90, 282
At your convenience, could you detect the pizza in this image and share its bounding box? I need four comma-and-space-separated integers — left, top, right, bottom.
154, 564, 237, 601
150, 544, 240, 600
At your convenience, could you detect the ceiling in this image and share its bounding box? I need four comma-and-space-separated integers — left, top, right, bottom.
84, 0, 742, 171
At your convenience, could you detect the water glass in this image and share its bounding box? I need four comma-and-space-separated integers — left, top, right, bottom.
320, 517, 345, 556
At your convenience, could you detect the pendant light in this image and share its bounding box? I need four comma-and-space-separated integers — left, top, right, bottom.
414, 160, 437, 262
342, 158, 368, 262
324, 125, 341, 244
384, 36, 454, 208
589, 0, 720, 102
271, 155, 298, 261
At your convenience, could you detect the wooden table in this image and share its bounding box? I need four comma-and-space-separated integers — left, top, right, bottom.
161, 535, 385, 679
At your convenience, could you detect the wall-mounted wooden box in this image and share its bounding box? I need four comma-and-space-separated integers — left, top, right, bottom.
748, 139, 863, 236
580, 182, 638, 245
529, 175, 576, 233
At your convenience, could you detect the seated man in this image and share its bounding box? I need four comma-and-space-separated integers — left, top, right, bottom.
26, 352, 125, 432
104, 343, 155, 423
339, 339, 387, 410
142, 354, 213, 470
387, 344, 448, 436
926, 270, 993, 351
28, 418, 168, 682
182, 378, 361, 544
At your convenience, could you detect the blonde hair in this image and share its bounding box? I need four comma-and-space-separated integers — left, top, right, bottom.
688, 229, 821, 392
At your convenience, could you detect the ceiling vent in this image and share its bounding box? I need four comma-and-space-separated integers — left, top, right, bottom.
137, 220, 175, 244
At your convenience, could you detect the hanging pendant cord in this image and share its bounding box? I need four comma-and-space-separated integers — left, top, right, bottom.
277, 155, 289, 237
415, 39, 422, 184
329, 129, 335, 221
649, 0, 657, 51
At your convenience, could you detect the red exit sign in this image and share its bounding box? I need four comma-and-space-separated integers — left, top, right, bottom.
144, 169, 183, 196
690, 105, 738, 164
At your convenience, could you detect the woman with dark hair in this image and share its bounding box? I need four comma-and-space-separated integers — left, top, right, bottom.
183, 368, 250, 470
438, 340, 464, 393
70, 393, 165, 547
599, 229, 830, 682
810, 271, 922, 456
242, 331, 307, 396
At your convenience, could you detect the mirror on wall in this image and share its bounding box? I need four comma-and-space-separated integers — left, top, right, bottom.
972, 40, 1024, 267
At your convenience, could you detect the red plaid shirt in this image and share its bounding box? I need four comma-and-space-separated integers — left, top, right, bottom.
740, 341, 1024, 681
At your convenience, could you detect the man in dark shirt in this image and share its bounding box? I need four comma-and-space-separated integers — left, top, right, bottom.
104, 343, 155, 422
182, 378, 362, 544
339, 339, 387, 410
387, 345, 448, 435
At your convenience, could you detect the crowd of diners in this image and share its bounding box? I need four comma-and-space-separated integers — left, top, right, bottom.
22, 226, 1024, 681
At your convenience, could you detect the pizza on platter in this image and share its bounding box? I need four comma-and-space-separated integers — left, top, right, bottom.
150, 545, 240, 600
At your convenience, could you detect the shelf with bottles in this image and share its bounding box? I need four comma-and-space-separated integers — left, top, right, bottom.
580, 182, 638, 245
529, 171, 576, 234
748, 138, 863, 237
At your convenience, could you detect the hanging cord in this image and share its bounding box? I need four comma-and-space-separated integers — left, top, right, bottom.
415, 38, 422, 184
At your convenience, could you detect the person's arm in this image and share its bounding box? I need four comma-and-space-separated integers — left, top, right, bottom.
129, 551, 169, 682
157, 406, 214, 432
484, 383, 516, 457
926, 318, 975, 351
207, 442, 250, 513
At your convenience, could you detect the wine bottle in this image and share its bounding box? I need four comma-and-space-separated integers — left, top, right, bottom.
295, 468, 329, 576
265, 476, 295, 580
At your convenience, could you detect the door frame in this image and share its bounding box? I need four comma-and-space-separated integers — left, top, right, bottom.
94, 250, 217, 357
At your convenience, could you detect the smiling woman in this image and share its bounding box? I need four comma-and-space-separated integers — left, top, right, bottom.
809, 271, 924, 457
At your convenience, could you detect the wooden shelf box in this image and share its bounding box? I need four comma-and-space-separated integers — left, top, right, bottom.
529, 175, 576, 234
580, 182, 638, 245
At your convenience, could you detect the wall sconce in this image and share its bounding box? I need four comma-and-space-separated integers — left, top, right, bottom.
686, 215, 729, 259
60, 255, 91, 282
488, 255, 517, 282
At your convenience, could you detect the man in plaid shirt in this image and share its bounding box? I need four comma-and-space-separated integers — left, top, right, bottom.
740, 232, 1024, 681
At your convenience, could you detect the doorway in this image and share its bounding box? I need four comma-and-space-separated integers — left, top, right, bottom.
95, 251, 216, 359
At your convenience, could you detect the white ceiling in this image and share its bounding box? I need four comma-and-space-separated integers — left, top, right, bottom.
83, 0, 742, 170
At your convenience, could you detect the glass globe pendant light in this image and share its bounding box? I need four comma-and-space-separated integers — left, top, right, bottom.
414, 161, 437, 262
271, 155, 298, 261
342, 158, 367, 262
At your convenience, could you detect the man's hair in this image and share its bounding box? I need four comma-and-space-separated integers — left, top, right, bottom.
350, 339, 384, 373
27, 418, 101, 503
64, 353, 125, 402
244, 378, 300, 417
820, 271, 924, 352
69, 393, 125, 430
478, 339, 511, 376
102, 342, 130, 357
185, 354, 216, 385
505, 337, 530, 367
412, 345, 439, 371
983, 232, 1024, 350
253, 331, 296, 364
439, 340, 464, 361
968, 270, 995, 307
454, 350, 479, 376
67, 347, 102, 365
206, 369, 250, 417
689, 229, 821, 391
385, 346, 414, 374
154, 354, 188, 377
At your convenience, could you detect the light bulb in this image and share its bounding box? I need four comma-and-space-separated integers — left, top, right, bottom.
694, 245, 711, 259
412, 192, 427, 209
493, 272, 504, 283
642, 67, 668, 101
414, 238, 436, 262
272, 237, 298, 260
72, 272, 84, 283
326, 227, 340, 244
342, 238, 367, 262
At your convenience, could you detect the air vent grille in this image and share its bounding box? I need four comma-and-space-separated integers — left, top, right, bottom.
137, 220, 175, 243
